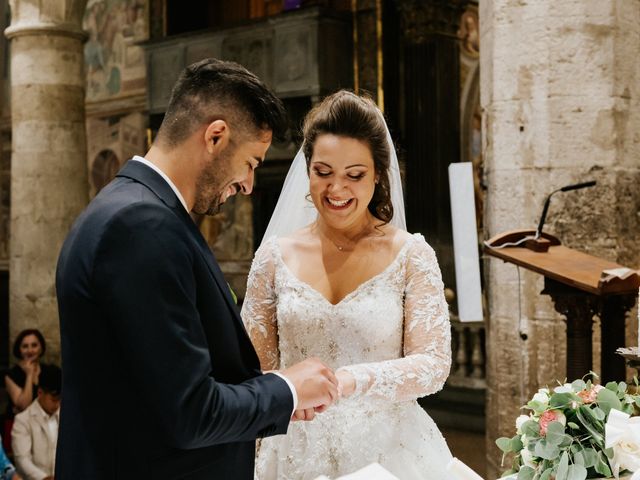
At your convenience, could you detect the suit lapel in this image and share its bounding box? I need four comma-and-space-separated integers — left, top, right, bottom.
31, 404, 51, 442
172, 205, 243, 323
116, 160, 244, 326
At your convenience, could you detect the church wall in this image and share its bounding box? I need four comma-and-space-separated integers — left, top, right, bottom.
481, 0, 640, 475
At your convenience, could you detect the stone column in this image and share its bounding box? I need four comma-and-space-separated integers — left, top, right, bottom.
481, 1, 640, 476
7, 0, 89, 363
395, 0, 468, 288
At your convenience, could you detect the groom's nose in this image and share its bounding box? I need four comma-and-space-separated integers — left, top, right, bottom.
239, 169, 255, 195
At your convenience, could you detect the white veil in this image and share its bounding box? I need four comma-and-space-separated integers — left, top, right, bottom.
260, 110, 406, 247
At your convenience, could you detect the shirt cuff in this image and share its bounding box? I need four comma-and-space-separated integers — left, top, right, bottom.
271, 371, 298, 414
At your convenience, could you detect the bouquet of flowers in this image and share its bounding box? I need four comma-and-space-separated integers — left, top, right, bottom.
496, 374, 640, 480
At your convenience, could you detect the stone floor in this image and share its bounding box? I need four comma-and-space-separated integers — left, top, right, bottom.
441, 428, 487, 479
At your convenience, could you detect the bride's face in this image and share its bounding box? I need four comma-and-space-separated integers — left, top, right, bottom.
308, 134, 377, 228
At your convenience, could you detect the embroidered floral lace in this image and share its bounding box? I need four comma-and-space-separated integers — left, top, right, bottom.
241, 233, 453, 479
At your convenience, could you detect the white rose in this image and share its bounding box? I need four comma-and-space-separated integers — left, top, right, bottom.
605, 410, 640, 475
553, 383, 573, 394
516, 415, 530, 434
520, 448, 537, 468
532, 392, 549, 405
613, 440, 640, 473
538, 388, 549, 394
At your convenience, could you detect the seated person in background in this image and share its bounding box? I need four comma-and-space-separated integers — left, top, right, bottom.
11, 365, 61, 480
4, 330, 48, 415
3, 329, 51, 456
0, 436, 20, 480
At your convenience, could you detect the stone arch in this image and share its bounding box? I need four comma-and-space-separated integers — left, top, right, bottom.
91, 148, 120, 193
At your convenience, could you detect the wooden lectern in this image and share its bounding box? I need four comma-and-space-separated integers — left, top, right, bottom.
485, 229, 639, 382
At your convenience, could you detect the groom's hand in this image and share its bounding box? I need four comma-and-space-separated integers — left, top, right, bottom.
280, 358, 338, 412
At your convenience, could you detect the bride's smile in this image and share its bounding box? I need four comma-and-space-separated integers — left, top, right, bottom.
325, 197, 353, 208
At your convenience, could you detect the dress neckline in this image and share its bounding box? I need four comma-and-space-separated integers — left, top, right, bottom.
271, 233, 419, 307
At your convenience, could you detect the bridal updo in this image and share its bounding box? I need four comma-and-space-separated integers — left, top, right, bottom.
302, 90, 394, 225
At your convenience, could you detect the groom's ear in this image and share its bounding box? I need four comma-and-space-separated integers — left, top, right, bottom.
204, 119, 230, 155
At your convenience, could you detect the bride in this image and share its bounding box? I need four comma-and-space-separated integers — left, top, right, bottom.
241, 90, 453, 479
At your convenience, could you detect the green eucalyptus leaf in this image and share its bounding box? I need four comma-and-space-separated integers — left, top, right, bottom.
594, 451, 612, 476
550, 392, 576, 408
597, 388, 622, 415
522, 420, 540, 437
545, 421, 566, 445
496, 437, 512, 452
517, 466, 536, 480
539, 468, 553, 480
567, 422, 580, 430
575, 406, 604, 444
605, 381, 618, 392
617, 381, 627, 395
511, 436, 524, 453
560, 435, 574, 448
580, 447, 598, 468
534, 439, 560, 460
591, 407, 605, 421
566, 464, 587, 480
571, 379, 587, 392
527, 400, 547, 414
556, 451, 569, 480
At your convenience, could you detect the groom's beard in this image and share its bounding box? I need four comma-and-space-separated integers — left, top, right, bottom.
193, 148, 234, 216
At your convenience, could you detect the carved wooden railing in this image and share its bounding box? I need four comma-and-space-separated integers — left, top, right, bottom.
447, 314, 486, 390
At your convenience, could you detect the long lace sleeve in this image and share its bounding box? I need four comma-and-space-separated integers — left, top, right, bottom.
241, 238, 280, 371
339, 237, 451, 402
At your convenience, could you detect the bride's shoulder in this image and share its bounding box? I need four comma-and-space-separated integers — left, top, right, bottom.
278, 225, 318, 257
379, 225, 415, 251
382, 227, 435, 259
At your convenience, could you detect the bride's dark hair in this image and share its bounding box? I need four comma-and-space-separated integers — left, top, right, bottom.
302, 90, 394, 225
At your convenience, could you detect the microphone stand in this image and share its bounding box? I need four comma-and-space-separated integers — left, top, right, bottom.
484, 180, 597, 252
534, 181, 597, 241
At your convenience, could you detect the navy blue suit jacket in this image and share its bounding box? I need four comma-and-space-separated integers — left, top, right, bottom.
55, 160, 292, 479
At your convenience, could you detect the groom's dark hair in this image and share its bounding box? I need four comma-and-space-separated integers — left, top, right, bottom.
157, 58, 288, 148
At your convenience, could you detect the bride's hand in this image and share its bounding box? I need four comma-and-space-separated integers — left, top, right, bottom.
292, 408, 317, 422
336, 369, 355, 398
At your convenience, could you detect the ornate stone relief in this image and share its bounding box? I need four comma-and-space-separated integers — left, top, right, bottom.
457, 5, 479, 58
83, 0, 149, 103
222, 35, 273, 86
395, 0, 468, 43
458, 4, 482, 230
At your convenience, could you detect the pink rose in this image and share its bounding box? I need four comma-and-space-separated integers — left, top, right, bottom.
539, 409, 566, 436
577, 384, 604, 404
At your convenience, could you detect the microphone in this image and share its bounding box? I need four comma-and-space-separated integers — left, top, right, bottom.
535, 181, 596, 239
560, 180, 597, 192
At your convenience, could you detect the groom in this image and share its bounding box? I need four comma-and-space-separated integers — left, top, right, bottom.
55, 59, 338, 479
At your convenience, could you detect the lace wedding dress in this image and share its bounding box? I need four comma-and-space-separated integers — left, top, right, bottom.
242, 233, 453, 480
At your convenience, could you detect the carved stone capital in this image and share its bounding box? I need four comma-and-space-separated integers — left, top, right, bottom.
6, 0, 88, 40
395, 0, 469, 43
